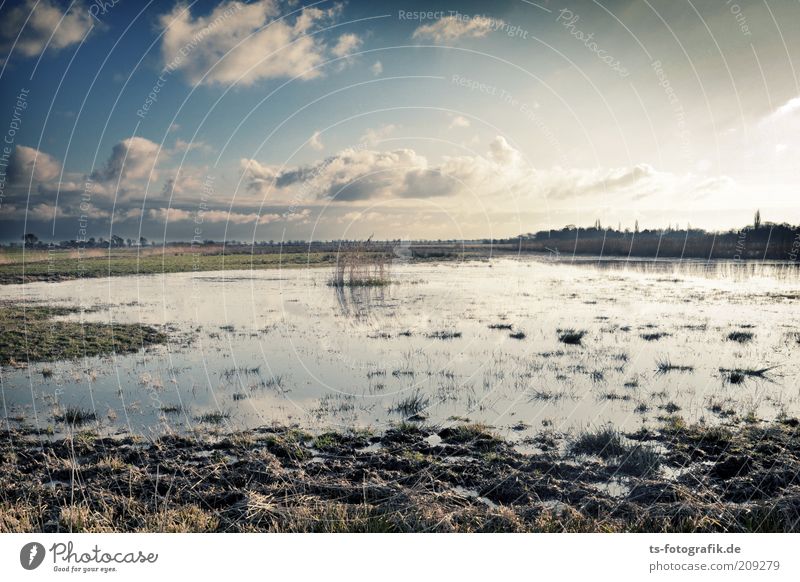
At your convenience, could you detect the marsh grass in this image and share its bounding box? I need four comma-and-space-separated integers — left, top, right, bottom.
569, 426, 627, 458
426, 330, 462, 340
196, 411, 230, 424
390, 391, 430, 418
160, 404, 186, 415
655, 357, 694, 374
640, 332, 669, 341
558, 329, 586, 345
727, 331, 754, 343
660, 401, 681, 413
254, 375, 285, 391
529, 389, 569, 401
328, 239, 391, 287
0, 247, 337, 285
2, 418, 800, 533
55, 406, 96, 426
223, 365, 261, 380
0, 303, 166, 365
720, 366, 776, 385
616, 445, 662, 477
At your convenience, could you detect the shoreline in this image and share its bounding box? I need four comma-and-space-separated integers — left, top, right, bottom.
2, 244, 798, 286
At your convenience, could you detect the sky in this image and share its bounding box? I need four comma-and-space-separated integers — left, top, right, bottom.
1, 0, 800, 243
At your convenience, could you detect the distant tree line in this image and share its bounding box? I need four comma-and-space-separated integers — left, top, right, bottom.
14, 234, 151, 249
503, 211, 800, 261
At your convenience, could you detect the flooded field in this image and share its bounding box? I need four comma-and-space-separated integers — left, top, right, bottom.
2, 257, 799, 441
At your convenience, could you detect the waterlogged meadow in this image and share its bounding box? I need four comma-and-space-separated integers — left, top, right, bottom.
2, 257, 799, 442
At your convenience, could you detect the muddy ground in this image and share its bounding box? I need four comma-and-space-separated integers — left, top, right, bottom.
1, 417, 798, 532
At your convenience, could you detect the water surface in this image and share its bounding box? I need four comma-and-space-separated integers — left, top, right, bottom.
2, 257, 799, 440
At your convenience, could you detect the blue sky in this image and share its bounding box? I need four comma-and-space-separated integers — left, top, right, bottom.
1, 0, 800, 242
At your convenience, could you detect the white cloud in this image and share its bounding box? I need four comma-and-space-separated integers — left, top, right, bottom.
309, 130, 324, 151
371, 60, 383, 76
241, 136, 731, 209
92, 137, 161, 183
147, 206, 310, 225
331, 33, 361, 57
28, 202, 64, 221
412, 15, 499, 43
768, 96, 800, 121
159, 0, 336, 86
0, 0, 93, 57
448, 115, 470, 129
8, 145, 62, 184
359, 123, 398, 146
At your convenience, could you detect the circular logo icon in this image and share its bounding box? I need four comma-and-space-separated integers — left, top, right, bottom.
20, 542, 46, 570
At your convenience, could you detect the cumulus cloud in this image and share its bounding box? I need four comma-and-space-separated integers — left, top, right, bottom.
159, 0, 336, 86
412, 15, 499, 43
331, 33, 361, 57
91, 137, 161, 183
765, 96, 800, 122
240, 135, 721, 208
371, 60, 383, 76
487, 135, 520, 166
0, 0, 93, 57
8, 145, 62, 184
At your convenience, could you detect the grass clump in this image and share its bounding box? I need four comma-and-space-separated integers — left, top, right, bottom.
389, 391, 430, 418
727, 331, 754, 343
426, 330, 462, 340
160, 404, 185, 415
655, 357, 694, 374
569, 426, 627, 458
617, 445, 662, 477
196, 411, 230, 424
439, 423, 502, 449
558, 329, 587, 345
640, 332, 669, 341
55, 406, 96, 426
720, 366, 775, 385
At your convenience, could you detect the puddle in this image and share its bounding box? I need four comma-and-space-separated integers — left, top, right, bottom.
452, 486, 498, 508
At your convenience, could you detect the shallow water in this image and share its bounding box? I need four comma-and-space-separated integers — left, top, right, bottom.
2, 257, 799, 440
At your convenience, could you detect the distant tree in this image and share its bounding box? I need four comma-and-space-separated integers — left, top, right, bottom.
754, 209, 761, 230
139, 237, 148, 247
126, 238, 133, 247
110, 234, 124, 247
634, 220, 639, 233
22, 233, 39, 246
